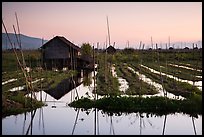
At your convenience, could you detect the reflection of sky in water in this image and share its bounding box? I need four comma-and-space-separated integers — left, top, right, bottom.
2, 69, 202, 135
2, 89, 202, 135
2, 104, 202, 135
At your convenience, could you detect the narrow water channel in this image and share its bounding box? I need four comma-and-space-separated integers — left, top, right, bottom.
168, 64, 202, 72
127, 66, 185, 100
140, 64, 202, 91
111, 65, 129, 93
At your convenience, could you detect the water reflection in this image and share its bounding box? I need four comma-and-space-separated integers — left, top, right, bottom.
162, 114, 167, 135
25, 110, 36, 135
43, 70, 92, 101
72, 108, 80, 135
192, 116, 197, 135
44, 76, 81, 100
2, 70, 202, 135
20, 107, 45, 135
2, 104, 202, 135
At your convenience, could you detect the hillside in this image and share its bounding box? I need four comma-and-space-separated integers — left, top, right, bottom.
2, 33, 48, 50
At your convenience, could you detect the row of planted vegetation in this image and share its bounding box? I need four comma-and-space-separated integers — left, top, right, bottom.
69, 48, 202, 117
2, 48, 202, 117
2, 50, 78, 117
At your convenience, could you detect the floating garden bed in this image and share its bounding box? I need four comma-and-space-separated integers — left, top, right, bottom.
69, 96, 201, 117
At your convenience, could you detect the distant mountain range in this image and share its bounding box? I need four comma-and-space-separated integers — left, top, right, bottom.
2, 33, 48, 50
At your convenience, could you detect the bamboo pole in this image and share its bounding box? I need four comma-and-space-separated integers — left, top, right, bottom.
139, 41, 142, 50
139, 41, 143, 97
93, 45, 96, 101
71, 47, 79, 100
96, 42, 99, 100
192, 43, 195, 87
151, 36, 153, 49
165, 43, 168, 97
105, 37, 108, 83
40, 38, 44, 102
3, 20, 30, 96
94, 43, 97, 133
106, 16, 111, 47
4, 18, 36, 108
14, 14, 34, 99
15, 12, 26, 68
156, 43, 166, 98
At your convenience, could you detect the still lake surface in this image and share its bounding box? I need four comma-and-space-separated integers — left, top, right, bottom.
2, 71, 202, 135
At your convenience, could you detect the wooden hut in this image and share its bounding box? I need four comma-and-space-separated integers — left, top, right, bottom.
105, 45, 116, 54
184, 47, 189, 50
40, 36, 81, 70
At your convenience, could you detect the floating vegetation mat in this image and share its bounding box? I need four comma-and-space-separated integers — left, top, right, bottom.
69, 96, 202, 117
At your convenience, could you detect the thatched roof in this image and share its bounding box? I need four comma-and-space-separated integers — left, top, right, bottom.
41, 36, 80, 51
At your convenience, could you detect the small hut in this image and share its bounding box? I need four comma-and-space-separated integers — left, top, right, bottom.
169, 47, 174, 50
40, 36, 81, 70
184, 47, 189, 50
105, 45, 116, 54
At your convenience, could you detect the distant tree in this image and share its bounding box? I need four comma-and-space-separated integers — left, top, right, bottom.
123, 48, 135, 54
81, 43, 93, 57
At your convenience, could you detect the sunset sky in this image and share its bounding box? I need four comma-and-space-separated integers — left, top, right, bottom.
2, 2, 202, 49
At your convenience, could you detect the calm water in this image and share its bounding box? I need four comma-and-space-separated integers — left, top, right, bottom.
2, 91, 202, 135
2, 71, 202, 135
